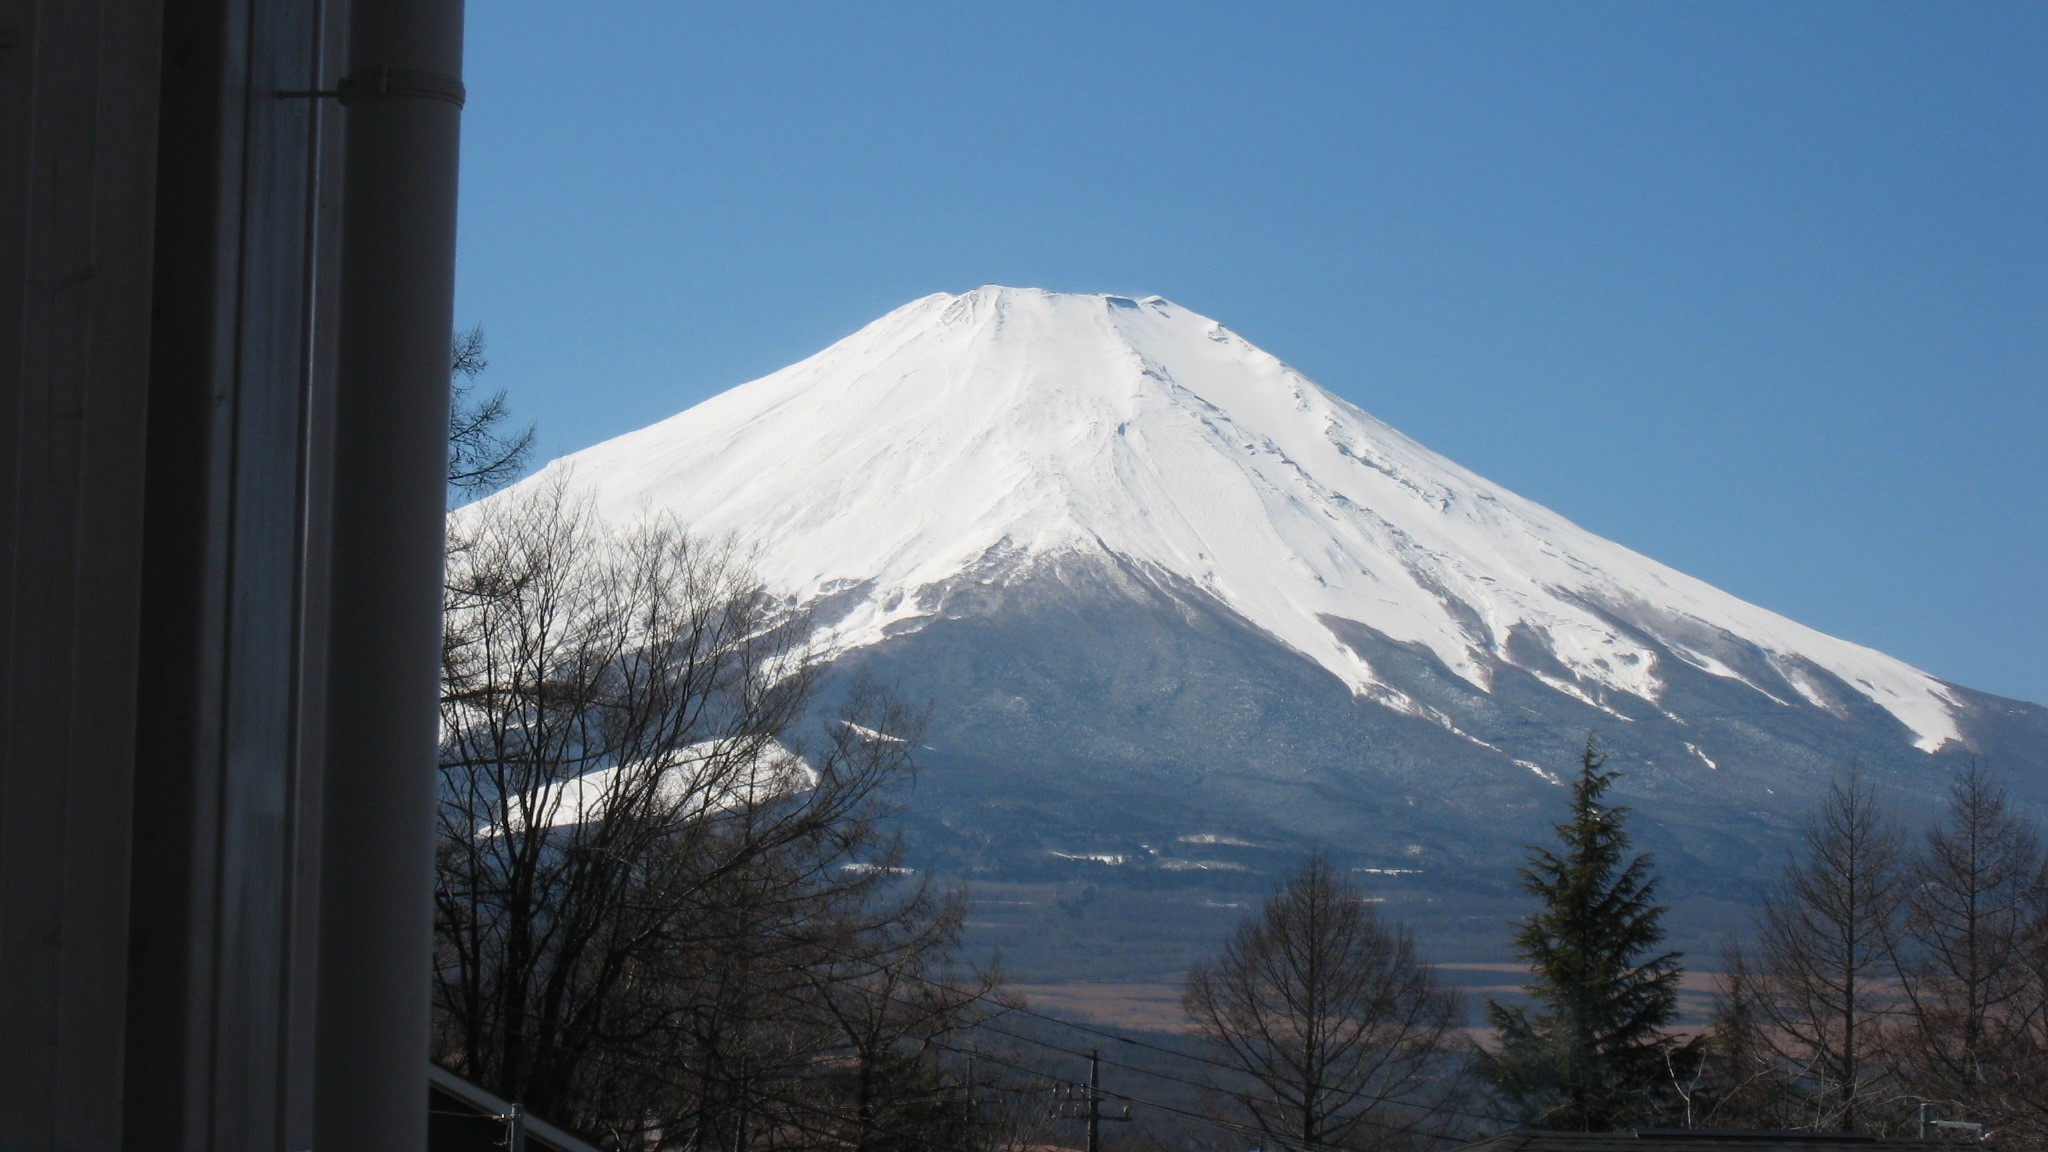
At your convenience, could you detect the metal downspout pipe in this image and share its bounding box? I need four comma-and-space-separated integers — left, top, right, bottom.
315, 0, 465, 1147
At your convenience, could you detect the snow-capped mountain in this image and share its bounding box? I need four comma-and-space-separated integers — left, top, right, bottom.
495, 286, 2044, 971
533, 286, 1958, 753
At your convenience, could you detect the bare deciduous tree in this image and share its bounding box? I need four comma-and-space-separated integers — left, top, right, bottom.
1691, 943, 1803, 1130
1183, 853, 1471, 1152
2013, 904, 2048, 1149
799, 890, 1011, 1152
1890, 762, 2048, 1144
1719, 770, 1905, 1133
447, 325, 535, 498
433, 479, 997, 1147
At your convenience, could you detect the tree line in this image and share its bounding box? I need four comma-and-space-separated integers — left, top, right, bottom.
434, 341, 2048, 1151
1176, 742, 2048, 1151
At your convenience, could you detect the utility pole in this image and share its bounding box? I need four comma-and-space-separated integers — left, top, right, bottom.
1054, 1048, 1131, 1152
1088, 1048, 1102, 1152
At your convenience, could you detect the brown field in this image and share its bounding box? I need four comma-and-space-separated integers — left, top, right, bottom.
1009, 980, 1195, 1034
1009, 966, 1721, 1035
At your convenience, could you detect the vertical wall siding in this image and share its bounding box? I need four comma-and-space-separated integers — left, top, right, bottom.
1, 1, 355, 1148
126, 0, 340, 1147
0, 1, 166, 1147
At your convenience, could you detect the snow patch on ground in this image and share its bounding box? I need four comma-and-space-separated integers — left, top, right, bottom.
1159, 859, 1251, 873
1049, 851, 1126, 866
491, 741, 812, 834
1178, 833, 1259, 847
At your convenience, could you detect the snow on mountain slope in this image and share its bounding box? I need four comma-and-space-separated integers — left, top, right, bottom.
505, 286, 1963, 752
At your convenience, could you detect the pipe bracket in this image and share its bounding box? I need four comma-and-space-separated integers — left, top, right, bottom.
276, 65, 466, 108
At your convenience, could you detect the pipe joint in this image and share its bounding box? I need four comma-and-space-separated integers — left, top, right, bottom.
277, 65, 466, 108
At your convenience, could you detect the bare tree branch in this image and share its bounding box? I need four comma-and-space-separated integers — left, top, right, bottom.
1183, 853, 1473, 1152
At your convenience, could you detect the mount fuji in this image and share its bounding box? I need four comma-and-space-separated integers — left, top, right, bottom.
499, 286, 2046, 973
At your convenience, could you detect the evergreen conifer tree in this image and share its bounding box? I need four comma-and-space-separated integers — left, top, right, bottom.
1482, 735, 1688, 1129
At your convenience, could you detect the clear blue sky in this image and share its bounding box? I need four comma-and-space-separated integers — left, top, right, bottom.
453, 2, 2046, 706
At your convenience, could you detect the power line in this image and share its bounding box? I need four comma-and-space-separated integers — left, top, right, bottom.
785, 938, 1454, 1093
570, 1043, 1015, 1152
746, 956, 1499, 1129
568, 975, 1470, 1152
963, 1014, 1500, 1128
489, 973, 1499, 1152
772, 956, 1504, 1129
971, 1015, 1222, 1094
594, 1026, 1324, 1152
732, 931, 1504, 1131
923, 1028, 1485, 1148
